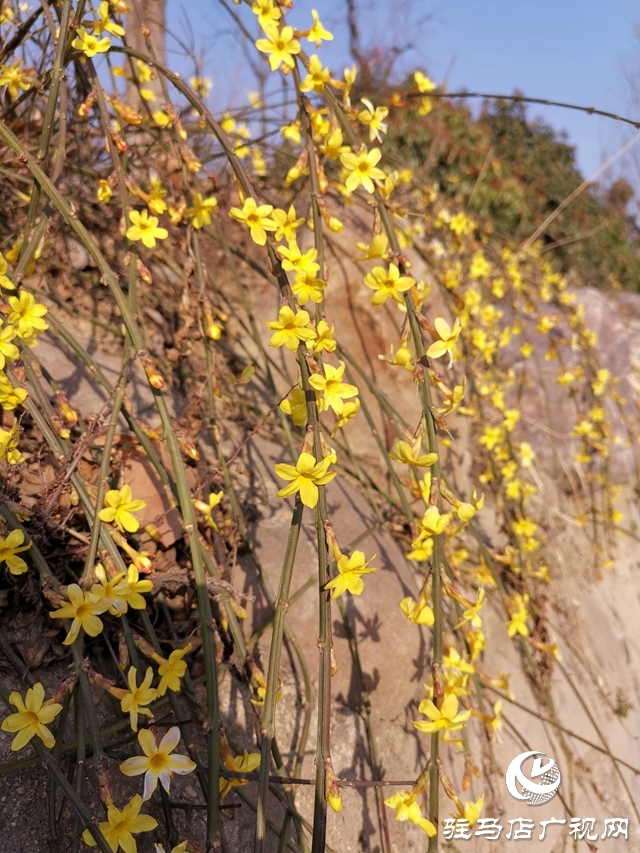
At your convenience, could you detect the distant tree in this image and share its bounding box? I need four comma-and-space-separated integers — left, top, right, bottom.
382, 89, 640, 291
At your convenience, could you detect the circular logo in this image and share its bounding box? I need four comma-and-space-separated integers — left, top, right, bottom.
505, 751, 561, 806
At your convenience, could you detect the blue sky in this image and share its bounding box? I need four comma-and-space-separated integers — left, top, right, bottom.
166, 0, 640, 182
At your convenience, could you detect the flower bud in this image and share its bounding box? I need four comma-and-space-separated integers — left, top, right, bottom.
78, 89, 97, 118
56, 391, 78, 425
118, 633, 130, 671
325, 758, 342, 813
52, 415, 70, 440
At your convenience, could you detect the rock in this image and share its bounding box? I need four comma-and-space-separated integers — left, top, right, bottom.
65, 237, 94, 270
231, 436, 432, 850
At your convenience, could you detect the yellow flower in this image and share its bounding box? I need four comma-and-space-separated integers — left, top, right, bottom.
313, 319, 337, 354
503, 408, 520, 432
364, 263, 414, 306
251, 0, 281, 30
291, 272, 327, 305
389, 438, 437, 468
307, 9, 333, 48
90, 1, 125, 36
469, 250, 491, 280
272, 205, 305, 243
512, 518, 537, 539
354, 233, 389, 261
229, 197, 277, 245
90, 563, 152, 615
193, 490, 224, 529
115, 667, 157, 732
7, 292, 48, 339
120, 726, 196, 800
519, 442, 535, 467
300, 54, 330, 93
82, 794, 157, 850
97, 179, 112, 203
342, 65, 357, 106
220, 749, 261, 799
157, 645, 192, 696
340, 147, 385, 194
155, 844, 188, 853
98, 484, 147, 533
281, 121, 302, 145
189, 76, 212, 97
90, 564, 130, 615
152, 110, 171, 127
379, 344, 414, 372
256, 24, 301, 72
414, 694, 471, 733
449, 211, 475, 237
419, 505, 451, 537
454, 588, 486, 628
414, 71, 436, 93
358, 98, 389, 142
320, 128, 349, 160
134, 58, 153, 82
507, 606, 530, 638
384, 790, 436, 836
443, 647, 475, 675
280, 386, 309, 426
122, 565, 154, 609
0, 253, 15, 290
1, 683, 62, 751
487, 701, 503, 739
437, 380, 465, 415
0, 325, 19, 369
426, 317, 462, 365
0, 422, 23, 465
274, 451, 336, 509
455, 488, 484, 523
278, 242, 320, 277
325, 551, 377, 599
457, 794, 484, 826
400, 596, 434, 626
147, 178, 168, 215
0, 61, 32, 98
407, 532, 434, 562
331, 398, 360, 435
252, 145, 267, 175
0, 530, 31, 575
168, 200, 186, 224
49, 583, 110, 645
186, 192, 218, 229
308, 361, 358, 415
71, 27, 111, 57
266, 306, 316, 351
0, 371, 28, 409
126, 209, 168, 248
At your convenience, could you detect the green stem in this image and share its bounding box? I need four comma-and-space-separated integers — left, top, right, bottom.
254, 499, 304, 853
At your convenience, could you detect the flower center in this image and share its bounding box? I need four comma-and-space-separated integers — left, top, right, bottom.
76, 603, 92, 620
149, 752, 170, 773
24, 710, 39, 727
